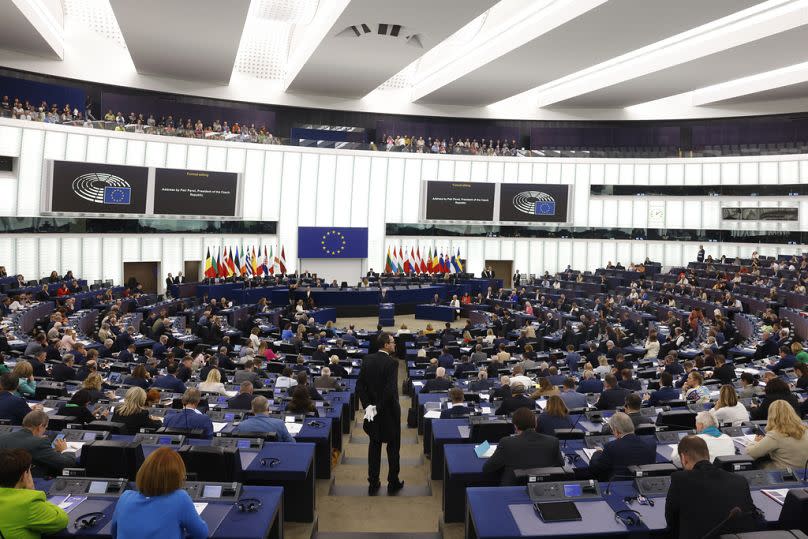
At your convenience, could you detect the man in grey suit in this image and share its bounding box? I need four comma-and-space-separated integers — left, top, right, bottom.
0, 410, 76, 476
233, 360, 264, 389
483, 407, 565, 485
470, 344, 487, 364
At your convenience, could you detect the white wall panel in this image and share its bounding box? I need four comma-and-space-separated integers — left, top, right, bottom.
102, 237, 122, 285
684, 164, 701, 185
315, 154, 336, 226
484, 240, 500, 260
186, 145, 207, 169
602, 199, 618, 227
81, 237, 101, 283
466, 239, 484, 276
631, 242, 647, 265
533, 162, 547, 184
529, 240, 543, 276
646, 243, 664, 265
350, 156, 370, 227
632, 199, 648, 229
144, 141, 167, 167
183, 237, 203, 261
455, 160, 472, 181
557, 240, 572, 271
297, 153, 318, 227
667, 164, 684, 185
44, 131, 67, 160
780, 161, 798, 183
262, 151, 282, 221
106, 138, 126, 164
0, 238, 15, 275
683, 200, 702, 229
547, 163, 561, 184
366, 157, 389, 270
721, 162, 739, 184
64, 133, 87, 161
437, 159, 455, 181
634, 164, 649, 185
543, 241, 558, 274
618, 164, 634, 185
39, 238, 59, 277
760, 162, 778, 184
602, 242, 617, 268
663, 242, 682, 267
161, 237, 183, 282
85, 136, 108, 163
586, 241, 602, 272
0, 175, 17, 215
226, 148, 246, 173
588, 198, 603, 228
616, 241, 631, 267
16, 238, 37, 278
665, 200, 684, 228
384, 157, 404, 224
0, 125, 22, 156
590, 163, 604, 184
573, 164, 589, 226
165, 143, 188, 168
122, 237, 140, 261
241, 150, 265, 220
278, 152, 301, 270
205, 146, 226, 171
799, 160, 808, 182
740, 162, 758, 184
503, 161, 518, 182
500, 240, 514, 261
617, 199, 633, 228
141, 237, 161, 261
517, 162, 532, 183
125, 139, 146, 166
470, 161, 488, 181
487, 161, 503, 183
514, 241, 529, 274
401, 158, 421, 224
703, 163, 720, 183
333, 155, 354, 227
649, 164, 666, 185
604, 164, 619, 184
17, 129, 45, 216
572, 241, 586, 272
60, 238, 80, 276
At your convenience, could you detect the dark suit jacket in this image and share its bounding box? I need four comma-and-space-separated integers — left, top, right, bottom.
595, 387, 630, 410
495, 395, 536, 415
588, 434, 656, 481
226, 392, 255, 410
536, 413, 574, 436
0, 428, 76, 476
51, 362, 77, 382
440, 404, 472, 419
482, 429, 564, 485
420, 378, 453, 393
647, 386, 680, 406
0, 392, 31, 425
665, 461, 759, 538
356, 351, 400, 442
110, 409, 162, 435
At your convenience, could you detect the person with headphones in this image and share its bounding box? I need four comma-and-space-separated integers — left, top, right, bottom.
111, 447, 207, 538
0, 448, 68, 538
161, 388, 214, 439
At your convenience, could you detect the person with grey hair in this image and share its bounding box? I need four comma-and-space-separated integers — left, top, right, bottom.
0, 410, 77, 475
470, 344, 487, 364
234, 396, 295, 442
314, 367, 340, 390
420, 367, 453, 393
588, 411, 656, 481
670, 411, 735, 467
469, 369, 495, 391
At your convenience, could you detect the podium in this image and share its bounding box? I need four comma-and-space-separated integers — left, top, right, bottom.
379, 302, 395, 327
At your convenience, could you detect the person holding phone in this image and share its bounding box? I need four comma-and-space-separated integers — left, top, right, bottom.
0, 411, 76, 476
0, 448, 69, 537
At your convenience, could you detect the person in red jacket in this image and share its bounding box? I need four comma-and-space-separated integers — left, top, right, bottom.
55, 284, 70, 297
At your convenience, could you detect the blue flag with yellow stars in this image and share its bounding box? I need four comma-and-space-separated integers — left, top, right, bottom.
298, 227, 368, 259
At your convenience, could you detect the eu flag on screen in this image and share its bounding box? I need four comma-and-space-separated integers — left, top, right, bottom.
103, 186, 132, 205
535, 201, 555, 215
298, 227, 369, 259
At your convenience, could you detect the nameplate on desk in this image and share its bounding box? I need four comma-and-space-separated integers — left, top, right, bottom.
286, 423, 303, 435
457, 426, 470, 438
424, 410, 441, 419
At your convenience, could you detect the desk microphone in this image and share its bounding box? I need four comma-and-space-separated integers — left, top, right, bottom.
801, 457, 808, 483
561, 410, 585, 450
701, 506, 741, 539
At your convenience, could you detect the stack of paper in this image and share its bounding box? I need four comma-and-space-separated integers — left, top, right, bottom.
286, 423, 303, 435
423, 410, 442, 419
211, 422, 228, 433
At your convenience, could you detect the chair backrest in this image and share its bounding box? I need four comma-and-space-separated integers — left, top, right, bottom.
779, 490, 808, 534
178, 444, 240, 482
84, 420, 127, 434
469, 420, 514, 444
82, 440, 145, 481
655, 409, 696, 430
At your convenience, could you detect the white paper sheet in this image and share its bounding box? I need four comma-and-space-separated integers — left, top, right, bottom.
286, 423, 303, 435
193, 502, 208, 515
211, 422, 228, 433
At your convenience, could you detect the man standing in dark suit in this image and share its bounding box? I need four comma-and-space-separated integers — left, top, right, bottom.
697, 245, 705, 263
481, 266, 494, 279
483, 407, 564, 485
588, 412, 656, 481
665, 436, 759, 538
356, 332, 403, 495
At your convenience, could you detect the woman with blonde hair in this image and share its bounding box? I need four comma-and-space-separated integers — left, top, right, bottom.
112, 387, 162, 434
462, 330, 473, 344
197, 368, 226, 395
81, 372, 111, 403
792, 342, 808, 364
710, 385, 749, 426
11, 361, 36, 398
746, 400, 808, 469
483, 328, 495, 343
644, 330, 660, 359
593, 356, 611, 378
59, 328, 77, 352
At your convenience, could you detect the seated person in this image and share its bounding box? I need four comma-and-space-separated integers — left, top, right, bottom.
588, 412, 656, 481
162, 389, 214, 438
0, 410, 76, 476
226, 381, 255, 410
665, 436, 759, 538
577, 370, 604, 394
151, 364, 187, 394
111, 387, 163, 435
682, 370, 711, 405
750, 378, 800, 420
197, 369, 227, 396
671, 411, 735, 467
495, 383, 536, 415
420, 367, 453, 393
0, 448, 69, 538
709, 354, 736, 384
468, 369, 495, 392
709, 385, 750, 426
57, 389, 108, 425
601, 393, 653, 434
286, 385, 319, 417
11, 361, 36, 399
123, 364, 152, 390
453, 355, 477, 378
234, 396, 295, 442
644, 372, 680, 406
746, 399, 808, 469
537, 395, 574, 436
492, 375, 511, 400
482, 407, 564, 485
0, 374, 33, 425
509, 365, 534, 390
110, 447, 208, 539
617, 368, 642, 391
327, 356, 348, 378
233, 360, 264, 389
274, 367, 298, 389
290, 372, 323, 401
558, 377, 588, 409
595, 374, 630, 410
737, 372, 758, 398
440, 387, 472, 418
437, 347, 454, 369
50, 355, 77, 383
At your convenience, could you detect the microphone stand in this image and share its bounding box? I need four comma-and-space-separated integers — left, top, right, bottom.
701, 507, 741, 539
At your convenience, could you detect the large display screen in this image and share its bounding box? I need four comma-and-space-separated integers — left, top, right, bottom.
425, 181, 495, 221
153, 168, 238, 216
498, 183, 569, 223
50, 160, 149, 214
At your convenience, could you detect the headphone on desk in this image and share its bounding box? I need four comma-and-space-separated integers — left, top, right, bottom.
73, 512, 106, 530
236, 497, 262, 513
614, 509, 643, 527
260, 457, 281, 467
307, 420, 325, 428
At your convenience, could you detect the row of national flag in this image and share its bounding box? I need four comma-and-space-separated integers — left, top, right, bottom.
204, 245, 286, 278
385, 246, 464, 274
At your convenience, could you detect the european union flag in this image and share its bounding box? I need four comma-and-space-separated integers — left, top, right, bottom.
103, 186, 131, 205
535, 201, 555, 215
298, 227, 368, 259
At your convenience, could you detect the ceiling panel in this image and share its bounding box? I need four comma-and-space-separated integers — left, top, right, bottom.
417, 0, 764, 106
109, 0, 250, 83
286, 0, 498, 98
710, 79, 808, 104
553, 24, 808, 107
0, 0, 63, 59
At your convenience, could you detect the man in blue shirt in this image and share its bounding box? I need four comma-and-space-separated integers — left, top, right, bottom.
234, 396, 295, 442
163, 388, 214, 439
559, 378, 588, 409
151, 364, 187, 394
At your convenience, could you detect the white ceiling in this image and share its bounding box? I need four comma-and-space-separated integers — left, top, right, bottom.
0, 0, 806, 120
